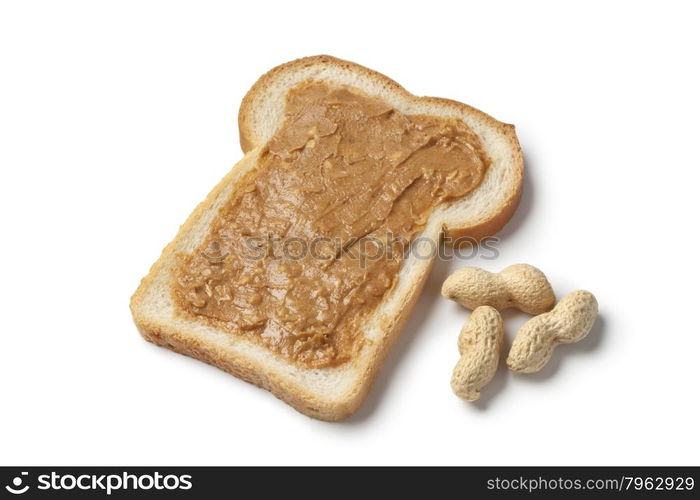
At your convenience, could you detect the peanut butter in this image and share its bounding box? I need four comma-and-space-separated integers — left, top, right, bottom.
172, 82, 489, 368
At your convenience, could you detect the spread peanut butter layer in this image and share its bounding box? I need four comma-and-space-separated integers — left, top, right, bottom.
172, 81, 489, 368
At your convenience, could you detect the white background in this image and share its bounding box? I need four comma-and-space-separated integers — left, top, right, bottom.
1, 0, 699, 466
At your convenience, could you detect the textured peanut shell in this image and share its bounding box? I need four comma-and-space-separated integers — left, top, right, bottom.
507, 290, 598, 373
451, 306, 505, 401
441, 264, 555, 315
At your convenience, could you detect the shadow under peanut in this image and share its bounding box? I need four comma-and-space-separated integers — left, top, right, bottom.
514, 313, 607, 383
343, 149, 574, 420
465, 310, 606, 411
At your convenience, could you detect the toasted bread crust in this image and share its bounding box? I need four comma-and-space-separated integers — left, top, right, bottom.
239, 55, 523, 242
132, 262, 430, 421
131, 56, 524, 420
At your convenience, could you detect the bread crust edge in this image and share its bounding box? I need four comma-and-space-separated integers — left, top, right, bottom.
239, 55, 524, 242
131, 55, 523, 421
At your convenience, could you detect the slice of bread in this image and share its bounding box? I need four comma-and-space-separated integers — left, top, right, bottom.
130, 55, 523, 421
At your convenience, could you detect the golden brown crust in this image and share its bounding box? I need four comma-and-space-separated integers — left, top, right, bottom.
239, 55, 403, 153
240, 55, 512, 154
445, 129, 524, 245
129, 150, 383, 421
238, 55, 524, 244
132, 55, 524, 421
130, 154, 355, 421
131, 251, 429, 421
